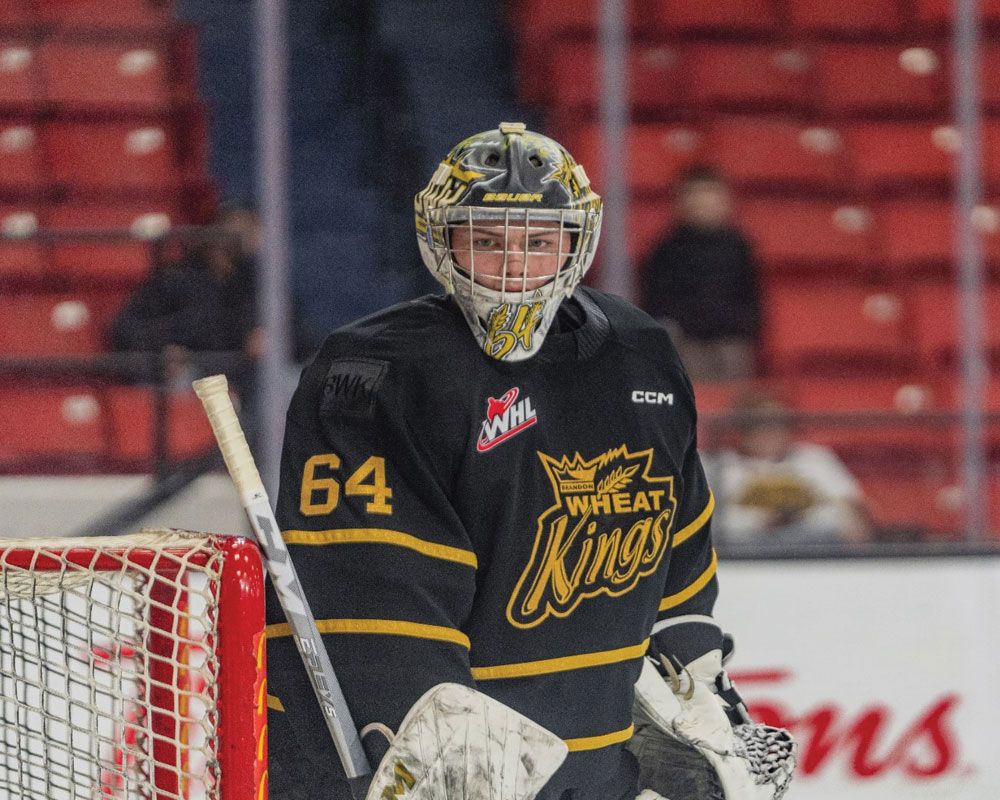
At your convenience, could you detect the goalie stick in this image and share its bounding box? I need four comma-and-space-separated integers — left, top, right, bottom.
193, 374, 372, 788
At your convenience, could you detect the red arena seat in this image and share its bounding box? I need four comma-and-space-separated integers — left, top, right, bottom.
740, 200, 876, 274
0, 205, 43, 280
684, 44, 811, 112
764, 283, 911, 373
565, 123, 706, 195
708, 118, 847, 190
0, 293, 106, 355
860, 474, 965, 538
105, 386, 219, 465
910, 283, 1000, 365
915, 0, 1000, 27
0, 39, 39, 110
0, 121, 42, 193
787, 0, 903, 34
36, 0, 173, 32
39, 38, 171, 113
0, 0, 33, 30
549, 41, 685, 116
876, 201, 1000, 277
43, 121, 178, 194
45, 203, 174, 284
654, 0, 779, 34
847, 122, 956, 189
0, 386, 111, 467
628, 202, 674, 265
813, 44, 947, 118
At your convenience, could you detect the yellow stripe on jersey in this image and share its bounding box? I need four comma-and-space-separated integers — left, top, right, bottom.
671, 492, 714, 548
265, 618, 471, 649
266, 694, 285, 712
659, 550, 718, 612
282, 528, 478, 568
564, 723, 635, 752
471, 638, 650, 681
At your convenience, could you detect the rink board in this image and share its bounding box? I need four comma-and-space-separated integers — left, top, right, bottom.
716, 556, 1000, 800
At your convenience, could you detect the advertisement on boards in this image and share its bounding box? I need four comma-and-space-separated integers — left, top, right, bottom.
716, 557, 1000, 800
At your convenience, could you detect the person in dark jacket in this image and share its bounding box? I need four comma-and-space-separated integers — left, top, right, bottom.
110, 205, 261, 391
640, 166, 762, 381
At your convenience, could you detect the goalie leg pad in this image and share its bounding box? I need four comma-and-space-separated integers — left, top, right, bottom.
364, 683, 567, 800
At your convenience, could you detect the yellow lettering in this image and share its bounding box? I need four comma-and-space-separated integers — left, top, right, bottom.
612, 493, 631, 514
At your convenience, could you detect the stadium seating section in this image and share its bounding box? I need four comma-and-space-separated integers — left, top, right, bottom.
508, 0, 1000, 538
0, 0, 216, 474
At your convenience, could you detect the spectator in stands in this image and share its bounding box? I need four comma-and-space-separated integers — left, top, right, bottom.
640, 165, 762, 380
110, 202, 262, 391
705, 389, 872, 546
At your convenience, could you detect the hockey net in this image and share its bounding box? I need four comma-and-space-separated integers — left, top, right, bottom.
0, 530, 267, 800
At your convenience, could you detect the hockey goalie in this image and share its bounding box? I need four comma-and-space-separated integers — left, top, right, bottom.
262, 123, 796, 800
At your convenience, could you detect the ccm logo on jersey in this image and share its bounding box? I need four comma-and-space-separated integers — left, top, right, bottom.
477, 387, 537, 453
632, 390, 674, 405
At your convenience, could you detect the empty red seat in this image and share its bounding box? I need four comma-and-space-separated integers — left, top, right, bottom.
847, 122, 956, 189
740, 200, 875, 273
0, 39, 38, 110
654, 0, 778, 34
0, 294, 106, 355
512, 0, 639, 103
0, 386, 110, 467
708, 118, 847, 189
0, 0, 33, 29
787, 0, 903, 34
787, 375, 942, 454
549, 41, 684, 115
0, 205, 43, 280
915, 0, 1000, 26
36, 0, 172, 31
39, 39, 171, 112
0, 122, 42, 193
685, 44, 811, 112
764, 283, 911, 373
45, 203, 174, 284
878, 200, 1000, 277
860, 474, 965, 537
105, 386, 219, 465
814, 44, 946, 117
910, 283, 1000, 365
565, 123, 706, 195
43, 121, 177, 194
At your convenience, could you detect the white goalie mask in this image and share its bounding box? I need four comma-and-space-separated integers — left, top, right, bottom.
415, 123, 602, 361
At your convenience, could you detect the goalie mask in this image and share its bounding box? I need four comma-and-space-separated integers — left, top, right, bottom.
415, 122, 603, 361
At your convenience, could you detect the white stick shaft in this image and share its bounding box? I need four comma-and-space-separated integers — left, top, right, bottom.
193, 374, 371, 780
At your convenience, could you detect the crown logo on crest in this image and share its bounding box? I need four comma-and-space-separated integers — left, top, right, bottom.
554, 464, 597, 494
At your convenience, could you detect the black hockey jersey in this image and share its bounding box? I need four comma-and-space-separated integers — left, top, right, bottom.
265, 287, 720, 800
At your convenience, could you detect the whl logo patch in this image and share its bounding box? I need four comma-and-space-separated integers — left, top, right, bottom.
477, 387, 537, 453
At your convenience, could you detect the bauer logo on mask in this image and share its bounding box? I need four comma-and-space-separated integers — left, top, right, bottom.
507, 445, 677, 628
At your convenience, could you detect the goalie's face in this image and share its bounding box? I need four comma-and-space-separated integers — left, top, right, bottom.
449, 220, 573, 293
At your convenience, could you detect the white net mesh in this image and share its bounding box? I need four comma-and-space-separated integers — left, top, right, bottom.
0, 532, 227, 800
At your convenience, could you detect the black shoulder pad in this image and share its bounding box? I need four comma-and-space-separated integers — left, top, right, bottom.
320, 357, 390, 420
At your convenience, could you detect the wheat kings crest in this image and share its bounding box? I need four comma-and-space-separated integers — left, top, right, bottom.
507, 445, 677, 628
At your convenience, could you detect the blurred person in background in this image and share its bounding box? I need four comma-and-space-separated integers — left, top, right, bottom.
640, 165, 762, 381
705, 389, 872, 546
110, 202, 262, 393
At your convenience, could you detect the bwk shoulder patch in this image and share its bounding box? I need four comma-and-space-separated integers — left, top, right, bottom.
321, 358, 389, 420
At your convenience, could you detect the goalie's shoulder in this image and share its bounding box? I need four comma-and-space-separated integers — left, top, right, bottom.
579, 287, 688, 378
287, 295, 464, 425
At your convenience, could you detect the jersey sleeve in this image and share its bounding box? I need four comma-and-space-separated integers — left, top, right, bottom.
265, 344, 478, 772
651, 392, 723, 667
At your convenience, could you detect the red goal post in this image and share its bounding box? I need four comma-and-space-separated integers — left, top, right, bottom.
0, 530, 267, 800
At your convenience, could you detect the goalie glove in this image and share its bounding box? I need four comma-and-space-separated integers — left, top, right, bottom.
634, 649, 796, 800
363, 683, 566, 800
